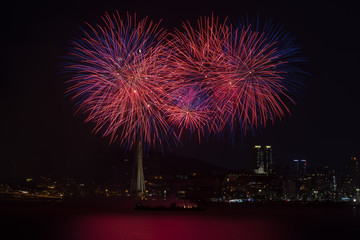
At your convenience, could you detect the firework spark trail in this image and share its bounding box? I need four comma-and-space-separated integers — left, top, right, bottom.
168, 16, 302, 138
67, 12, 174, 149
67, 13, 302, 148
166, 86, 211, 142
166, 17, 228, 137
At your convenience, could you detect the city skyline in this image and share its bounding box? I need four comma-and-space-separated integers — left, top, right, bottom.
1, 0, 360, 177
1, 144, 359, 203
1, 2, 359, 240
2, 142, 357, 180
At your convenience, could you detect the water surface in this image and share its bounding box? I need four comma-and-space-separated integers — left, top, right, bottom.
1, 201, 359, 240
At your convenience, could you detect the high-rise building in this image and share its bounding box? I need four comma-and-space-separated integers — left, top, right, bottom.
252, 145, 273, 174
252, 145, 264, 173
292, 159, 307, 176
264, 146, 273, 174
299, 160, 307, 176
349, 157, 359, 188
292, 160, 299, 176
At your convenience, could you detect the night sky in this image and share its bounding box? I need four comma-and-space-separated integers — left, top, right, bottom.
1, 0, 359, 178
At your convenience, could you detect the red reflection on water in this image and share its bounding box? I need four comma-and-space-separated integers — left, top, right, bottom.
62, 213, 283, 240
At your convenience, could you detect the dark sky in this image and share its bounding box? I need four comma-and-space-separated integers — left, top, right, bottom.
1, 0, 359, 177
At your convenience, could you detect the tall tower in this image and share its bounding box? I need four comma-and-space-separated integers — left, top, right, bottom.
292, 160, 299, 176
264, 145, 273, 174
252, 145, 265, 174
252, 145, 272, 174
299, 160, 307, 176
130, 137, 146, 198
292, 159, 307, 176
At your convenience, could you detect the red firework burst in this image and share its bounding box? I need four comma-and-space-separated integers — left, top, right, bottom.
168, 16, 298, 135
67, 12, 174, 148
166, 86, 211, 142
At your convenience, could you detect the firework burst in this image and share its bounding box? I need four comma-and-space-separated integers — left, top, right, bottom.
166, 86, 211, 142
66, 12, 173, 149
66, 12, 303, 148
168, 16, 302, 137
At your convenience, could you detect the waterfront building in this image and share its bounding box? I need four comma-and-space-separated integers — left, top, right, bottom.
292, 159, 307, 177
252, 145, 273, 174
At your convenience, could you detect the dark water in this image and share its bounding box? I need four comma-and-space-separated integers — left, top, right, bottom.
1, 201, 359, 240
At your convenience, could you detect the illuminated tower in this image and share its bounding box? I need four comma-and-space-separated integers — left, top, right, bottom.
130, 138, 146, 198
252, 145, 265, 174
264, 145, 273, 174
252, 145, 273, 174
299, 160, 307, 176
293, 160, 299, 176
292, 159, 307, 176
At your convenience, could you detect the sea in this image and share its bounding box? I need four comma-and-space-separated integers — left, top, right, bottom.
1, 200, 359, 240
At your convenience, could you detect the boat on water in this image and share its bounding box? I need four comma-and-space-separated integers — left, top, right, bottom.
134, 200, 204, 211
